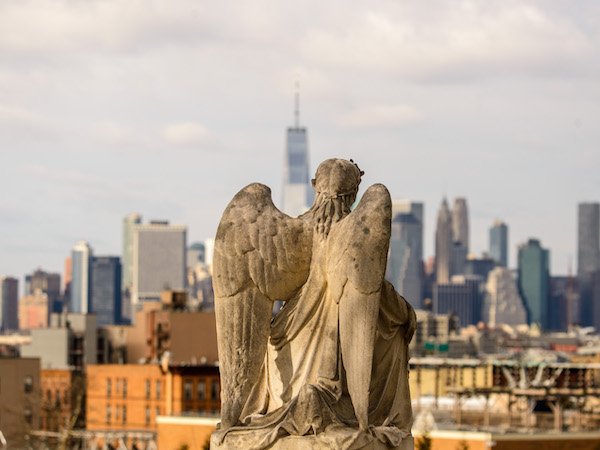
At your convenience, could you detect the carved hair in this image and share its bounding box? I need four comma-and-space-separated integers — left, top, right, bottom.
306, 159, 364, 236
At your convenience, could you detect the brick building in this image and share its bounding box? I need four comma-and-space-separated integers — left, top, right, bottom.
86, 363, 220, 432
40, 368, 85, 432
0, 357, 41, 448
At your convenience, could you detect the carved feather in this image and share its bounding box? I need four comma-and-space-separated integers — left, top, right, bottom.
326, 184, 392, 429
213, 183, 312, 428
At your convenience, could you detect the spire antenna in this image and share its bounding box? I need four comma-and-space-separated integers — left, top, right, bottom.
294, 80, 300, 128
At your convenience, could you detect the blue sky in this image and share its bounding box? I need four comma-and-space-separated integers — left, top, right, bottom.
1, 0, 599, 280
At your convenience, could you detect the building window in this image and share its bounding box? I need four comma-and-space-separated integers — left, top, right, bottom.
197, 380, 206, 401
156, 406, 161, 419
145, 379, 151, 400
122, 405, 127, 424
145, 406, 151, 426
46, 389, 52, 402
122, 379, 128, 398
183, 379, 193, 401
105, 405, 111, 424
106, 378, 112, 397
24, 375, 33, 393
24, 408, 33, 425
155, 379, 161, 400
55, 390, 61, 407
211, 380, 220, 400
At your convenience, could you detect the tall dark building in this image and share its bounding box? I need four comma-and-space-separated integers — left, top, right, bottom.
90, 256, 122, 325
577, 203, 600, 327
489, 220, 509, 267
386, 213, 423, 307
518, 239, 550, 328
465, 255, 497, 281
0, 276, 19, 331
549, 276, 578, 331
433, 275, 483, 327
282, 85, 313, 217
435, 198, 452, 284
451, 242, 468, 277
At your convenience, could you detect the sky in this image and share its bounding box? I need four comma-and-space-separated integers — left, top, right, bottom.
1, 0, 599, 281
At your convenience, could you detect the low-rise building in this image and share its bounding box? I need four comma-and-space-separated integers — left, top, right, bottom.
40, 368, 85, 432
86, 363, 220, 432
21, 312, 97, 370
0, 357, 41, 448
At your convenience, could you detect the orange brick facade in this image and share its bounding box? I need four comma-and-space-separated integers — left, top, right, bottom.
40, 369, 75, 431
86, 364, 220, 432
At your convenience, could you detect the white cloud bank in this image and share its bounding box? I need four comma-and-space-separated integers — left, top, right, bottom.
337, 104, 423, 128
162, 122, 210, 146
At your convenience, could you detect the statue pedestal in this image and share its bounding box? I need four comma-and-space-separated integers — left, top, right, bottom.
211, 432, 414, 450
267, 435, 414, 450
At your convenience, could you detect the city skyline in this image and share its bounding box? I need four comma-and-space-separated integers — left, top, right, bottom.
1, 1, 600, 278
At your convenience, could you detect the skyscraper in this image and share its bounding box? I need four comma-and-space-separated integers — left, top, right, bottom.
122, 213, 142, 318
392, 200, 424, 263
25, 269, 61, 313
451, 198, 469, 250
282, 86, 313, 217
187, 242, 206, 268
435, 198, 452, 284
71, 241, 93, 314
386, 212, 423, 307
132, 221, 186, 306
489, 220, 509, 267
577, 203, 600, 326
122, 213, 142, 289
433, 275, 482, 327
465, 254, 496, 281
549, 275, 579, 331
518, 238, 550, 328
450, 198, 469, 276
63, 256, 72, 307
19, 290, 49, 329
0, 276, 19, 331
90, 256, 122, 325
483, 267, 527, 327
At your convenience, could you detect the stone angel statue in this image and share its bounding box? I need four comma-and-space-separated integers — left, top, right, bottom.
211, 159, 416, 450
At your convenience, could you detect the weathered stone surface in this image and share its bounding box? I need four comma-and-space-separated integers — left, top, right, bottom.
212, 159, 416, 449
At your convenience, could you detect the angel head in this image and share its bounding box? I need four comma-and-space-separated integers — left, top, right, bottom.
310, 158, 364, 235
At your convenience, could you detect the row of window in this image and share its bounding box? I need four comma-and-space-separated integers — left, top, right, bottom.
45, 389, 65, 407
104, 404, 161, 426
106, 378, 128, 398
105, 378, 163, 400
145, 379, 161, 400
182, 378, 219, 402
2, 375, 36, 394
105, 404, 126, 425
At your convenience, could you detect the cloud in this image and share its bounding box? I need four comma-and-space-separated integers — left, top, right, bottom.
0, 104, 59, 141
300, 2, 597, 81
92, 121, 153, 148
22, 164, 107, 188
0, 0, 287, 60
162, 122, 210, 146
336, 104, 423, 128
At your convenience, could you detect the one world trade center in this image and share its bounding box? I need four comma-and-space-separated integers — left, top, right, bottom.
282, 84, 313, 217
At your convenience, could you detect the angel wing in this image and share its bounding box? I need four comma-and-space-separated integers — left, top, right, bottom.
326, 183, 392, 430
213, 183, 312, 429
